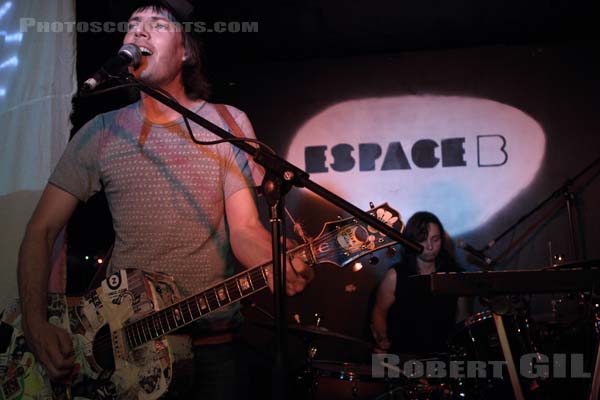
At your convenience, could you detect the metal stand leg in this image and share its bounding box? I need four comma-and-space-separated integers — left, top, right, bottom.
493, 313, 525, 400
587, 288, 600, 399
589, 344, 600, 400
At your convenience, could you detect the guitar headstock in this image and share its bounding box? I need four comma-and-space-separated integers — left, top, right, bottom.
310, 203, 403, 268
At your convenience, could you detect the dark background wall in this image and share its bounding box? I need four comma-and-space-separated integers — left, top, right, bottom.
238, 42, 600, 344
71, 1, 600, 356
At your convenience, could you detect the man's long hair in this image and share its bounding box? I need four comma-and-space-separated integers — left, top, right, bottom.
132, 2, 210, 100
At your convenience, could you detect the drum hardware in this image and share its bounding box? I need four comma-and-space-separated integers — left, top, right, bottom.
307, 314, 324, 360
257, 313, 405, 399
448, 308, 543, 400
479, 295, 519, 316
372, 385, 407, 400
588, 290, 600, 400
313, 313, 323, 328
253, 316, 392, 398
372, 357, 461, 400
253, 321, 376, 349
452, 156, 600, 397
410, 265, 600, 398
551, 253, 567, 267
304, 360, 402, 400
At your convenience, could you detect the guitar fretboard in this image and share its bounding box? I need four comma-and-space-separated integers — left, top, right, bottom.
124, 263, 271, 348
120, 202, 400, 350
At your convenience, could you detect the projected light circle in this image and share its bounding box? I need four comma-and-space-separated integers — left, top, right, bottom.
285, 96, 546, 235
0, 1, 21, 103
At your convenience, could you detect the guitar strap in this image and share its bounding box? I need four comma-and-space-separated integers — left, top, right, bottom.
81, 105, 273, 293
214, 103, 265, 188
214, 103, 245, 139
104, 104, 256, 287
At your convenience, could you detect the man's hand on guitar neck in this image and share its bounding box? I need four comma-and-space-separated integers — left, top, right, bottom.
284, 252, 314, 296
23, 319, 75, 381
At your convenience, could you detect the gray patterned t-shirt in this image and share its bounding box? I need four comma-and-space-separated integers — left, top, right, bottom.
49, 101, 258, 327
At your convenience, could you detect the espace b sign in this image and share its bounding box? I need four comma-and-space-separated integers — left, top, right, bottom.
304, 135, 508, 173
286, 96, 546, 234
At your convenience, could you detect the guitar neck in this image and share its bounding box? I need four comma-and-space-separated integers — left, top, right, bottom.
123, 201, 401, 349
124, 246, 309, 349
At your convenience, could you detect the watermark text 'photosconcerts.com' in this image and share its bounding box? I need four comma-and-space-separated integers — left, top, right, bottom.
19, 19, 259, 34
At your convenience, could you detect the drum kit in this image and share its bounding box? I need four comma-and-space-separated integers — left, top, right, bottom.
277, 319, 459, 399
252, 262, 600, 399
266, 157, 600, 399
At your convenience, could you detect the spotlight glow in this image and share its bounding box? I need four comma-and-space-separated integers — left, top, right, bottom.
1, 31, 23, 42
0, 56, 18, 68
0, 2, 12, 20
286, 96, 546, 235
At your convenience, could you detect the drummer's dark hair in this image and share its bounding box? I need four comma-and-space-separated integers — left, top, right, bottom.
404, 211, 445, 244
402, 211, 459, 273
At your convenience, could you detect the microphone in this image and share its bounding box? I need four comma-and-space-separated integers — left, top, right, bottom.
80, 44, 141, 93
457, 239, 494, 266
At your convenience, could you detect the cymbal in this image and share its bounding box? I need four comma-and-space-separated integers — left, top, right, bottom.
253, 321, 374, 348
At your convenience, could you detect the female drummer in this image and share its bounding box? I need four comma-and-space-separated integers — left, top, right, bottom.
371, 211, 470, 354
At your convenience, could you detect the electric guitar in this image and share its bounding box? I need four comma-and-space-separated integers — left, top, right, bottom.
0, 203, 402, 400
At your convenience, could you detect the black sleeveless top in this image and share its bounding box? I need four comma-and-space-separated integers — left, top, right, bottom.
386, 253, 460, 354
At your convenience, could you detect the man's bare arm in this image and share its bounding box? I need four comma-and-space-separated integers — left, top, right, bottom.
225, 187, 313, 295
17, 184, 79, 379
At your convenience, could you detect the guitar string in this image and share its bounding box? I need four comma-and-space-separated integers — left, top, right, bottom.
94, 242, 300, 349
88, 226, 391, 352
90, 267, 269, 352
87, 235, 381, 352
89, 235, 362, 352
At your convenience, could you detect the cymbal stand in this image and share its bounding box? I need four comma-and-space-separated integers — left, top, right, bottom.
484, 155, 600, 263
302, 314, 322, 400
588, 287, 600, 400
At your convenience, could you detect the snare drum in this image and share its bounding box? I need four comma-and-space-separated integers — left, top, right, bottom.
307, 360, 390, 399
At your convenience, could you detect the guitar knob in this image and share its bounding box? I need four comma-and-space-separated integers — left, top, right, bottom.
368, 256, 379, 265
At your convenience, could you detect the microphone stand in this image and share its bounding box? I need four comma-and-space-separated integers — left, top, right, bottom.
483, 154, 600, 262
475, 155, 600, 400
122, 79, 423, 398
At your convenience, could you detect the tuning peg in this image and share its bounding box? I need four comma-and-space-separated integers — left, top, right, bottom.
369, 202, 375, 209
